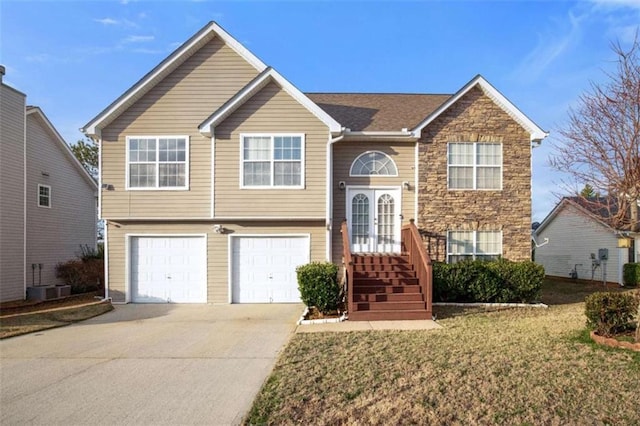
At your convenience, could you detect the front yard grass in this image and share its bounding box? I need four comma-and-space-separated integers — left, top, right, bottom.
246, 279, 640, 425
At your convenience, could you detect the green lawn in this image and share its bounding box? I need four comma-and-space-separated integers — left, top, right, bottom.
246, 280, 639, 425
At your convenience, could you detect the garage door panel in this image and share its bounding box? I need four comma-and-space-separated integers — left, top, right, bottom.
131, 236, 206, 303
232, 236, 309, 303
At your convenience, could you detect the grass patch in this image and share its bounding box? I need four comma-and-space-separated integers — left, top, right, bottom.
0, 302, 113, 339
246, 280, 640, 425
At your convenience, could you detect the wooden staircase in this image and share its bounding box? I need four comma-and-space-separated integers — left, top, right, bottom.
349, 254, 430, 320
342, 220, 433, 321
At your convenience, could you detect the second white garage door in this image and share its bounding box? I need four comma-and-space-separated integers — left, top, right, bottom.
231, 236, 310, 303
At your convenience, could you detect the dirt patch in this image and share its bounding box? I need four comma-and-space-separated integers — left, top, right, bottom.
540, 278, 629, 305
0, 292, 103, 316
304, 307, 343, 321
0, 301, 113, 339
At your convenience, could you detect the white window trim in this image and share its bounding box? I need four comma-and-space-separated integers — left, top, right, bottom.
349, 150, 399, 177
447, 142, 503, 191
239, 133, 305, 189
125, 135, 190, 191
446, 230, 503, 263
37, 184, 51, 208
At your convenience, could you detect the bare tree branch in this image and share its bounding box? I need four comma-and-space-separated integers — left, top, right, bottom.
550, 34, 640, 231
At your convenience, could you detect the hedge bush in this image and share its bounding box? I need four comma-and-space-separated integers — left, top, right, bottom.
55, 258, 104, 294
56, 246, 105, 295
623, 263, 640, 287
433, 259, 545, 303
296, 262, 341, 314
584, 292, 638, 337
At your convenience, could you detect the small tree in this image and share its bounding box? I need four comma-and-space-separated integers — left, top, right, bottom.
71, 138, 98, 181
579, 184, 597, 198
550, 36, 640, 232
70, 138, 103, 241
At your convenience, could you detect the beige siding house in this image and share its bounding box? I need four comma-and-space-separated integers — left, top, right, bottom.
535, 198, 639, 285
0, 68, 98, 302
83, 22, 547, 313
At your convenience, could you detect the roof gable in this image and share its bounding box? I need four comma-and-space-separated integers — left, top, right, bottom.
198, 68, 342, 136
535, 197, 631, 236
27, 107, 98, 189
411, 75, 548, 142
82, 22, 267, 138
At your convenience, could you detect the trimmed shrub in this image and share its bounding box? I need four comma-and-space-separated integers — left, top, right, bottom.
585, 292, 639, 337
56, 247, 104, 295
433, 262, 474, 302
433, 259, 544, 303
296, 262, 340, 314
623, 263, 640, 287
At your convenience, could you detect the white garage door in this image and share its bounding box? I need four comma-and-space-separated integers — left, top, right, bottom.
131, 236, 207, 303
232, 236, 310, 303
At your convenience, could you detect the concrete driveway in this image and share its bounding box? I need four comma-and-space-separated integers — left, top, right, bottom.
0, 303, 302, 425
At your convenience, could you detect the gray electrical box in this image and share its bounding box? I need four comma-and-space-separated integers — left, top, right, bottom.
598, 248, 609, 261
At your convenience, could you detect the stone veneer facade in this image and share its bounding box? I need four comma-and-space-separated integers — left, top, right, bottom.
418, 86, 532, 261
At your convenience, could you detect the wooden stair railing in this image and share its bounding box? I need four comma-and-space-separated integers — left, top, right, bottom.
401, 219, 433, 317
341, 220, 354, 317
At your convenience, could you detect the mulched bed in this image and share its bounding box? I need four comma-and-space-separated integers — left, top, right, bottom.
304, 307, 344, 320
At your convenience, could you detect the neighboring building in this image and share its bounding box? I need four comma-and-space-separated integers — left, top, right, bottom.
534, 197, 639, 285
82, 22, 546, 315
0, 67, 98, 302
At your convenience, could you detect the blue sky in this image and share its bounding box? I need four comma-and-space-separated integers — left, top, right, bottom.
1, 0, 639, 222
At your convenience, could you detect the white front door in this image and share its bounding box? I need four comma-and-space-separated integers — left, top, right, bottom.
347, 188, 402, 253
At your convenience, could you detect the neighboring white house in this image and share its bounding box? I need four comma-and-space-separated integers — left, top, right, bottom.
534, 197, 639, 286
0, 66, 98, 302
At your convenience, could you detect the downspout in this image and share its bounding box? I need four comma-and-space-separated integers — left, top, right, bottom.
95, 134, 108, 300
414, 142, 419, 223
103, 220, 110, 300
97, 135, 102, 221
325, 134, 345, 262
23, 96, 27, 300
210, 130, 215, 219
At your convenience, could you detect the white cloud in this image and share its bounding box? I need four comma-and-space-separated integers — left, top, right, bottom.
590, 0, 640, 10
132, 48, 163, 55
94, 17, 118, 25
123, 35, 155, 43
93, 17, 138, 28
25, 53, 51, 63
515, 11, 586, 82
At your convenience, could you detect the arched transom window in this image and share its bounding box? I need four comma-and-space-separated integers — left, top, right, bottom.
350, 151, 398, 176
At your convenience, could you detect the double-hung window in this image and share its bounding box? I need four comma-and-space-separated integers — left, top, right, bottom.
447, 230, 502, 263
127, 136, 188, 190
241, 134, 304, 188
448, 143, 502, 190
38, 184, 51, 208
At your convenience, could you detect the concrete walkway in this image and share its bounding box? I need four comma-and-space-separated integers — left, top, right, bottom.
0, 303, 302, 426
